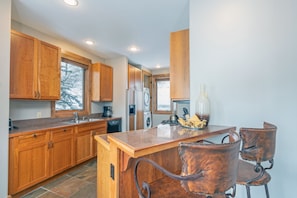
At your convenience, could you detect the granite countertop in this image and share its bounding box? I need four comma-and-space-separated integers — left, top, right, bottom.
101, 125, 236, 158
9, 115, 121, 137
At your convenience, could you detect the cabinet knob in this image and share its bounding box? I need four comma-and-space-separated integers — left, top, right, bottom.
33, 134, 37, 138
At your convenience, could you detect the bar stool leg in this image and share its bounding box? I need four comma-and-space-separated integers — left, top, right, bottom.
264, 184, 270, 198
246, 186, 251, 198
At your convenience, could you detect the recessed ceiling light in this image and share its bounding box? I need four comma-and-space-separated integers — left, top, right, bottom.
64, 0, 79, 6
85, 40, 94, 45
156, 64, 161, 68
129, 46, 139, 52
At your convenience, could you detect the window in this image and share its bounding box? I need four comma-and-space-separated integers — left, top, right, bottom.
55, 61, 84, 110
152, 74, 172, 114
51, 52, 91, 118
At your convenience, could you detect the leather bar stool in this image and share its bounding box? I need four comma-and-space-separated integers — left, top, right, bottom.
236, 122, 277, 198
134, 130, 241, 198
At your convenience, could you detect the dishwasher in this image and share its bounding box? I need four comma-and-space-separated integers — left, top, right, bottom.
107, 118, 122, 133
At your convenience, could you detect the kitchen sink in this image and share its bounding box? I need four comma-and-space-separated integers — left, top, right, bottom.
63, 118, 104, 124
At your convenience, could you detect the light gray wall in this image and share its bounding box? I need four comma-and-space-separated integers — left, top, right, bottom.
190, 0, 297, 197
106, 57, 129, 131
0, 0, 10, 196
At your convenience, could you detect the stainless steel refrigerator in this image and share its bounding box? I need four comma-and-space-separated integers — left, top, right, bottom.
126, 89, 143, 131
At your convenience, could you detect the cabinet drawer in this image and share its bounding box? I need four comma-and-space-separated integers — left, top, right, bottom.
90, 121, 107, 130
17, 131, 48, 147
51, 127, 74, 140
76, 123, 90, 132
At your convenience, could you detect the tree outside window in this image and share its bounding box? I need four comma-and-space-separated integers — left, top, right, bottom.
55, 61, 84, 110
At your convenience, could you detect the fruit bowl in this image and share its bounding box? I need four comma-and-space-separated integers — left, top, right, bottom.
178, 114, 207, 129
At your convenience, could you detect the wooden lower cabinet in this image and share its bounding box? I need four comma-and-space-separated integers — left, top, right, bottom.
49, 126, 74, 176
75, 121, 107, 164
75, 124, 93, 164
9, 130, 50, 194
92, 121, 107, 156
9, 121, 107, 196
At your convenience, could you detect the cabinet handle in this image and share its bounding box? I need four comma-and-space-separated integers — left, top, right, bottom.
48, 141, 54, 149
63, 129, 67, 132
33, 133, 37, 138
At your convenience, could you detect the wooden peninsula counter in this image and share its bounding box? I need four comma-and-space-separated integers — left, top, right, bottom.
95, 125, 236, 198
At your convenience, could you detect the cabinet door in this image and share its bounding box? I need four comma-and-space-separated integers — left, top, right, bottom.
91, 122, 107, 156
10, 30, 38, 99
128, 64, 135, 89
9, 131, 49, 194
134, 66, 142, 90
170, 29, 189, 100
75, 124, 93, 164
38, 41, 61, 100
91, 63, 101, 101
128, 64, 142, 90
92, 63, 113, 101
100, 64, 113, 101
50, 127, 74, 176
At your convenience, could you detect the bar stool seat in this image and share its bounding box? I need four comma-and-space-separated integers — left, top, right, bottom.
237, 160, 271, 186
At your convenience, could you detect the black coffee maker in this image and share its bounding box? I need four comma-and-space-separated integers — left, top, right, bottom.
103, 106, 112, 117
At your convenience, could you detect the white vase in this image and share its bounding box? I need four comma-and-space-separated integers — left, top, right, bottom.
195, 84, 210, 126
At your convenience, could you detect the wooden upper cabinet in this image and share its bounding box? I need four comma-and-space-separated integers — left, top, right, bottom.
38, 41, 61, 100
170, 29, 189, 100
91, 63, 113, 101
128, 64, 142, 90
10, 30, 61, 100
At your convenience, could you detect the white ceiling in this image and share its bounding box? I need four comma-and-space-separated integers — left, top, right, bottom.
11, 0, 189, 70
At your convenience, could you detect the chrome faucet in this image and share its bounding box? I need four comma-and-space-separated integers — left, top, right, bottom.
73, 112, 79, 123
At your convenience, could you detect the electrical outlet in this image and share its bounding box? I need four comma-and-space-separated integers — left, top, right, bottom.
37, 112, 42, 118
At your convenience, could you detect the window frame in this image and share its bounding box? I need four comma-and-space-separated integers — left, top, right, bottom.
152, 74, 172, 114
51, 51, 91, 118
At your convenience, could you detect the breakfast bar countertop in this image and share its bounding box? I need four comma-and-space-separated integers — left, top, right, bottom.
95, 124, 236, 198
106, 125, 236, 158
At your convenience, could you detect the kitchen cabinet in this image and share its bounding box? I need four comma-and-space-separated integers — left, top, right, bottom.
91, 63, 113, 101
91, 121, 107, 156
128, 64, 142, 90
9, 130, 50, 194
8, 121, 106, 195
10, 30, 61, 100
49, 126, 74, 176
75, 121, 107, 164
170, 29, 189, 100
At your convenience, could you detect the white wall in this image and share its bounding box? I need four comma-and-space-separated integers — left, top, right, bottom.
0, 0, 10, 196
190, 0, 297, 197
106, 57, 129, 131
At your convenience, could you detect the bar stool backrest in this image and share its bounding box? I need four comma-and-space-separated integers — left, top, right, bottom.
179, 131, 241, 196
240, 122, 277, 163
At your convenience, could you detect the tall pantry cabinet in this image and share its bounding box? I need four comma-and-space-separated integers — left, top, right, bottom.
170, 29, 189, 100
10, 30, 61, 100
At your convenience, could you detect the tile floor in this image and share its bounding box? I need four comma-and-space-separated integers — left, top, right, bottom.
21, 159, 97, 198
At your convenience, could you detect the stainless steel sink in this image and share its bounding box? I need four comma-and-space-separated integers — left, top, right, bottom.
63, 118, 103, 124
88, 118, 104, 122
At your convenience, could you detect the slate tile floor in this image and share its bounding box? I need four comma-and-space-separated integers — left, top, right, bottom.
21, 159, 97, 198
